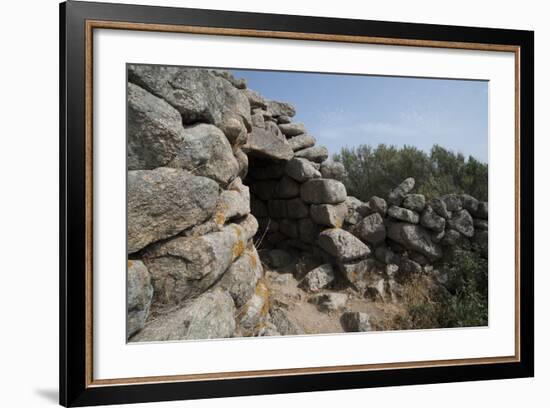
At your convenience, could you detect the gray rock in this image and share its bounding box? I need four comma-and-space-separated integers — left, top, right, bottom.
388, 177, 415, 206
143, 222, 252, 305
266, 100, 296, 117
233, 147, 248, 179
474, 218, 489, 230
473, 230, 488, 258
248, 162, 286, 180
396, 258, 422, 282
403, 194, 426, 212
168, 123, 239, 186
431, 230, 446, 243
127, 260, 154, 337
387, 222, 442, 260
302, 264, 335, 292
286, 198, 309, 219
219, 116, 247, 146
368, 196, 387, 216
476, 202, 489, 219
268, 199, 288, 218
285, 158, 322, 182
210, 69, 247, 89
320, 160, 346, 181
277, 115, 291, 124
270, 308, 305, 335
461, 194, 479, 214
267, 249, 294, 268
218, 247, 262, 307
278, 122, 306, 137
352, 212, 386, 245
215, 177, 250, 224
374, 246, 398, 264
301, 179, 347, 204
243, 88, 267, 109
431, 197, 451, 219
244, 121, 294, 161
238, 281, 269, 330
318, 229, 371, 262
420, 206, 446, 232
309, 293, 348, 312
441, 229, 461, 246
274, 176, 301, 198
252, 180, 278, 201
131, 289, 236, 342
251, 111, 265, 129
251, 196, 268, 218
310, 202, 348, 227
128, 168, 219, 253
441, 194, 462, 212
338, 258, 383, 292
279, 219, 299, 239
388, 205, 420, 224
340, 311, 371, 332
294, 146, 329, 163
448, 209, 475, 237
288, 134, 316, 151
128, 65, 251, 130
236, 214, 260, 241
127, 83, 185, 170
298, 218, 322, 244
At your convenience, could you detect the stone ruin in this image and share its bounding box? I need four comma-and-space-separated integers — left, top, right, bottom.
126, 65, 489, 341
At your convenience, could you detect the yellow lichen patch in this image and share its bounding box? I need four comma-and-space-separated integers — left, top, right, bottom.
334, 219, 343, 229
231, 225, 245, 259
247, 251, 258, 268
214, 211, 226, 226
255, 280, 270, 318
127, 260, 134, 268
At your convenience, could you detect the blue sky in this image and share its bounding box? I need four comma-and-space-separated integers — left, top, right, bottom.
231, 69, 488, 163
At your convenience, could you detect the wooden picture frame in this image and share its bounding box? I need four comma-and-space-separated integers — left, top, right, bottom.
60, 1, 534, 406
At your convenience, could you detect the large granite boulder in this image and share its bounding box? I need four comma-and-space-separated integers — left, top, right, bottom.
387, 222, 442, 260
294, 145, 329, 163
244, 121, 294, 161
131, 289, 236, 341
388, 205, 420, 224
420, 206, 446, 232
127, 83, 185, 170
302, 264, 335, 292
301, 179, 347, 204
218, 247, 262, 307
352, 212, 386, 245
448, 209, 475, 237
266, 100, 296, 117
310, 202, 348, 228
127, 168, 219, 253
402, 194, 426, 212
388, 177, 415, 205
320, 160, 346, 181
215, 177, 250, 225
288, 134, 316, 151
285, 158, 321, 182
338, 258, 384, 292
127, 260, 154, 337
318, 229, 371, 262
278, 122, 306, 137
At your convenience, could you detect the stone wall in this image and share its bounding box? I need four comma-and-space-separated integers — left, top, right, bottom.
126, 65, 489, 341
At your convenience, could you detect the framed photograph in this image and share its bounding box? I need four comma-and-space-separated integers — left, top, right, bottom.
60, 1, 534, 406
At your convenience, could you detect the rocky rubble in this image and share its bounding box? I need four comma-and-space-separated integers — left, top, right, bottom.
126, 65, 489, 341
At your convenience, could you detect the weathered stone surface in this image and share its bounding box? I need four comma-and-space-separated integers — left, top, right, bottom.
267, 249, 294, 268
388, 177, 415, 206
128, 168, 219, 253
448, 209, 475, 237
302, 264, 335, 292
388, 205, 420, 224
278, 122, 306, 137
310, 202, 348, 228
387, 222, 442, 260
251, 111, 265, 128
274, 176, 301, 198
128, 65, 251, 130
285, 158, 321, 182
131, 289, 236, 342
127, 260, 154, 337
210, 69, 247, 89
238, 281, 269, 329
236, 214, 259, 240
396, 258, 422, 282
420, 206, 446, 232
340, 311, 371, 332
168, 123, 239, 186
143, 222, 251, 304
473, 230, 488, 258
441, 229, 461, 246
294, 145, 329, 163
215, 177, 250, 224
375, 245, 398, 265
318, 229, 371, 262
127, 83, 185, 170
268, 199, 288, 218
368, 196, 387, 216
266, 100, 296, 117
299, 218, 322, 244
431, 230, 446, 243
441, 194, 462, 211
476, 202, 489, 219
219, 116, 247, 146
286, 198, 309, 219
344, 196, 363, 225
431, 197, 451, 219
277, 115, 291, 124
403, 194, 426, 212
270, 307, 305, 335
218, 247, 262, 307
338, 258, 383, 291
352, 212, 386, 245
309, 293, 348, 312
474, 218, 489, 230
288, 134, 316, 151
233, 147, 248, 179
243, 88, 267, 109
461, 194, 479, 214
244, 122, 294, 161
301, 179, 347, 204
320, 160, 346, 181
